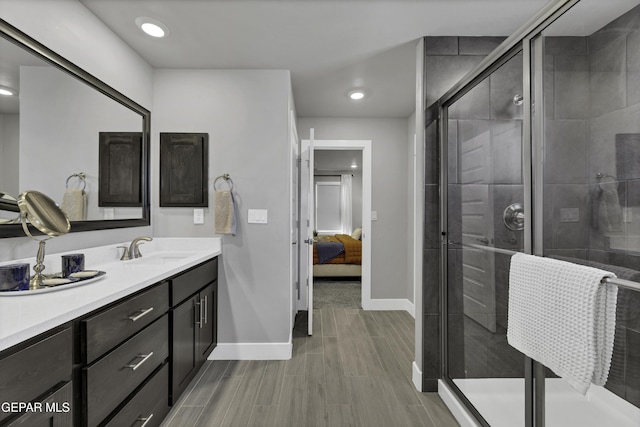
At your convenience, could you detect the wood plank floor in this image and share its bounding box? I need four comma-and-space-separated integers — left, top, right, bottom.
161, 308, 459, 427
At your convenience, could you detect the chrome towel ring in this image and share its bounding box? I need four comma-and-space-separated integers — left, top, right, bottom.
214, 173, 234, 191
66, 172, 87, 191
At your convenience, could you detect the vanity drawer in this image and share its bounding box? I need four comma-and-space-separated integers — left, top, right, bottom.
83, 315, 168, 427
171, 257, 217, 305
104, 364, 169, 427
0, 326, 72, 425
81, 282, 168, 364
5, 381, 73, 427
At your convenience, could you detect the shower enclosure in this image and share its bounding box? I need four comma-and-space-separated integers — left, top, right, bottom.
434, 0, 640, 426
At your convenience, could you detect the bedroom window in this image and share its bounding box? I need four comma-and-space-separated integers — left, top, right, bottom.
315, 181, 342, 234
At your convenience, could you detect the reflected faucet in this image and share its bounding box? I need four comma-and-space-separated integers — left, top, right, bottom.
128, 236, 153, 259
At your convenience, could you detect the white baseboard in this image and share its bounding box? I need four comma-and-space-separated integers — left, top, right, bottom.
208, 342, 293, 360
412, 361, 422, 392
362, 298, 415, 317
438, 380, 481, 427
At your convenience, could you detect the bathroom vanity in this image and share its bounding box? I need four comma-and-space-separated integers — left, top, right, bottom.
0, 238, 220, 427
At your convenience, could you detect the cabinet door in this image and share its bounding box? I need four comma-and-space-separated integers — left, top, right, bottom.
6, 381, 73, 427
171, 294, 198, 403
198, 281, 217, 362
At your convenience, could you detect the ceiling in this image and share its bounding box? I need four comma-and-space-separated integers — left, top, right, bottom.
79, 0, 553, 118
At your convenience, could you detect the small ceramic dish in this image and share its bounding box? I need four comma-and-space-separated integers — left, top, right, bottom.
69, 270, 101, 279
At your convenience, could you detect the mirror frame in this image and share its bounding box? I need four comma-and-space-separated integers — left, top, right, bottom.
0, 18, 150, 238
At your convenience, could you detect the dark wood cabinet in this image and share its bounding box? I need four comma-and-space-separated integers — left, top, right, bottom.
5, 382, 73, 427
0, 255, 218, 426
159, 133, 208, 207
0, 325, 72, 426
199, 281, 218, 361
103, 363, 169, 427
170, 258, 218, 404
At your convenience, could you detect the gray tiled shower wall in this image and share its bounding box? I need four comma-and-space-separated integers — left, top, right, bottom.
425, 6, 640, 406
543, 4, 640, 408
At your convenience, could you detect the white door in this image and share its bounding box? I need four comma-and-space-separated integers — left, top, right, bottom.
299, 130, 315, 335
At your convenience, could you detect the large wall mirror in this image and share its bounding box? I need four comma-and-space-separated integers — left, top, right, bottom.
0, 18, 150, 238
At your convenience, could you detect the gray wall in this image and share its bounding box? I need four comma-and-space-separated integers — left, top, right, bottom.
152, 69, 293, 345
0, 114, 19, 195
297, 117, 411, 301
0, 0, 153, 261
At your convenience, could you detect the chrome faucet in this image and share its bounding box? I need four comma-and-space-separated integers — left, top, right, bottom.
128, 236, 153, 259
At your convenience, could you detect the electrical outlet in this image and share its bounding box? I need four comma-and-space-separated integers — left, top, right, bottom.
103, 208, 114, 220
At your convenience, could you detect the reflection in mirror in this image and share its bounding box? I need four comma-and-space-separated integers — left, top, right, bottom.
0, 192, 19, 224
0, 18, 149, 238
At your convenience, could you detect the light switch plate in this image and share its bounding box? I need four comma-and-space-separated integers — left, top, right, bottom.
371, 211, 378, 221
248, 209, 268, 224
193, 208, 204, 224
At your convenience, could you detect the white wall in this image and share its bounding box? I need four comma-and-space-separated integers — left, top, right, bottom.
0, 0, 153, 261
297, 117, 410, 300
152, 69, 292, 349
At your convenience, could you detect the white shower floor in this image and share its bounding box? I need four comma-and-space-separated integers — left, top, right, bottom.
452, 378, 640, 427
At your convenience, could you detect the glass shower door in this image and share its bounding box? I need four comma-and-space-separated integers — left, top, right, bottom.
537, 0, 640, 425
445, 50, 528, 427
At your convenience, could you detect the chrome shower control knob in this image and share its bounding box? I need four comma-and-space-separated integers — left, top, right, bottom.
503, 203, 525, 231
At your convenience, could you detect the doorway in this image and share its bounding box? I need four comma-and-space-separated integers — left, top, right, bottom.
299, 138, 372, 335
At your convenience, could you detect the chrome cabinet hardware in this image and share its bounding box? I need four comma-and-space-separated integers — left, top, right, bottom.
125, 352, 154, 371
127, 307, 154, 322
203, 295, 208, 325
195, 300, 202, 328
137, 413, 154, 427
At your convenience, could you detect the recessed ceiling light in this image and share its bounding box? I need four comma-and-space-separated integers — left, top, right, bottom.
348, 89, 366, 101
135, 17, 169, 38
0, 87, 15, 96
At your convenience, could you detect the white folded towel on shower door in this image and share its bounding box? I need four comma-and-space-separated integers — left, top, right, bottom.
507, 253, 618, 395
60, 188, 86, 221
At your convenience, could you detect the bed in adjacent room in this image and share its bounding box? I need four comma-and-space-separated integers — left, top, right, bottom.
312, 231, 362, 277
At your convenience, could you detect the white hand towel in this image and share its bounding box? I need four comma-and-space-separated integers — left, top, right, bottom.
60, 188, 86, 221
507, 253, 618, 395
214, 190, 236, 235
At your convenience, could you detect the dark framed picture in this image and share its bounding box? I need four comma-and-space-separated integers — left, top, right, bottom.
98, 132, 142, 207
160, 133, 209, 207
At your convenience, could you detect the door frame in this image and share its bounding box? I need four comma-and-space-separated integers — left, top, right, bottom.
298, 139, 372, 314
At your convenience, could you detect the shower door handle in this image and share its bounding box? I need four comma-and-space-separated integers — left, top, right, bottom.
475, 237, 489, 245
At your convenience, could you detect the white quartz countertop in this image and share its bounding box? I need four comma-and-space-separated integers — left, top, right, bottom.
0, 237, 221, 352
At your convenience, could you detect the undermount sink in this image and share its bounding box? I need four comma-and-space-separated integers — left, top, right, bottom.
126, 252, 196, 265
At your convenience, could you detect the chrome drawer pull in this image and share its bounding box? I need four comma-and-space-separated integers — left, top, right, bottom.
125, 352, 154, 371
137, 413, 154, 427
128, 307, 154, 322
